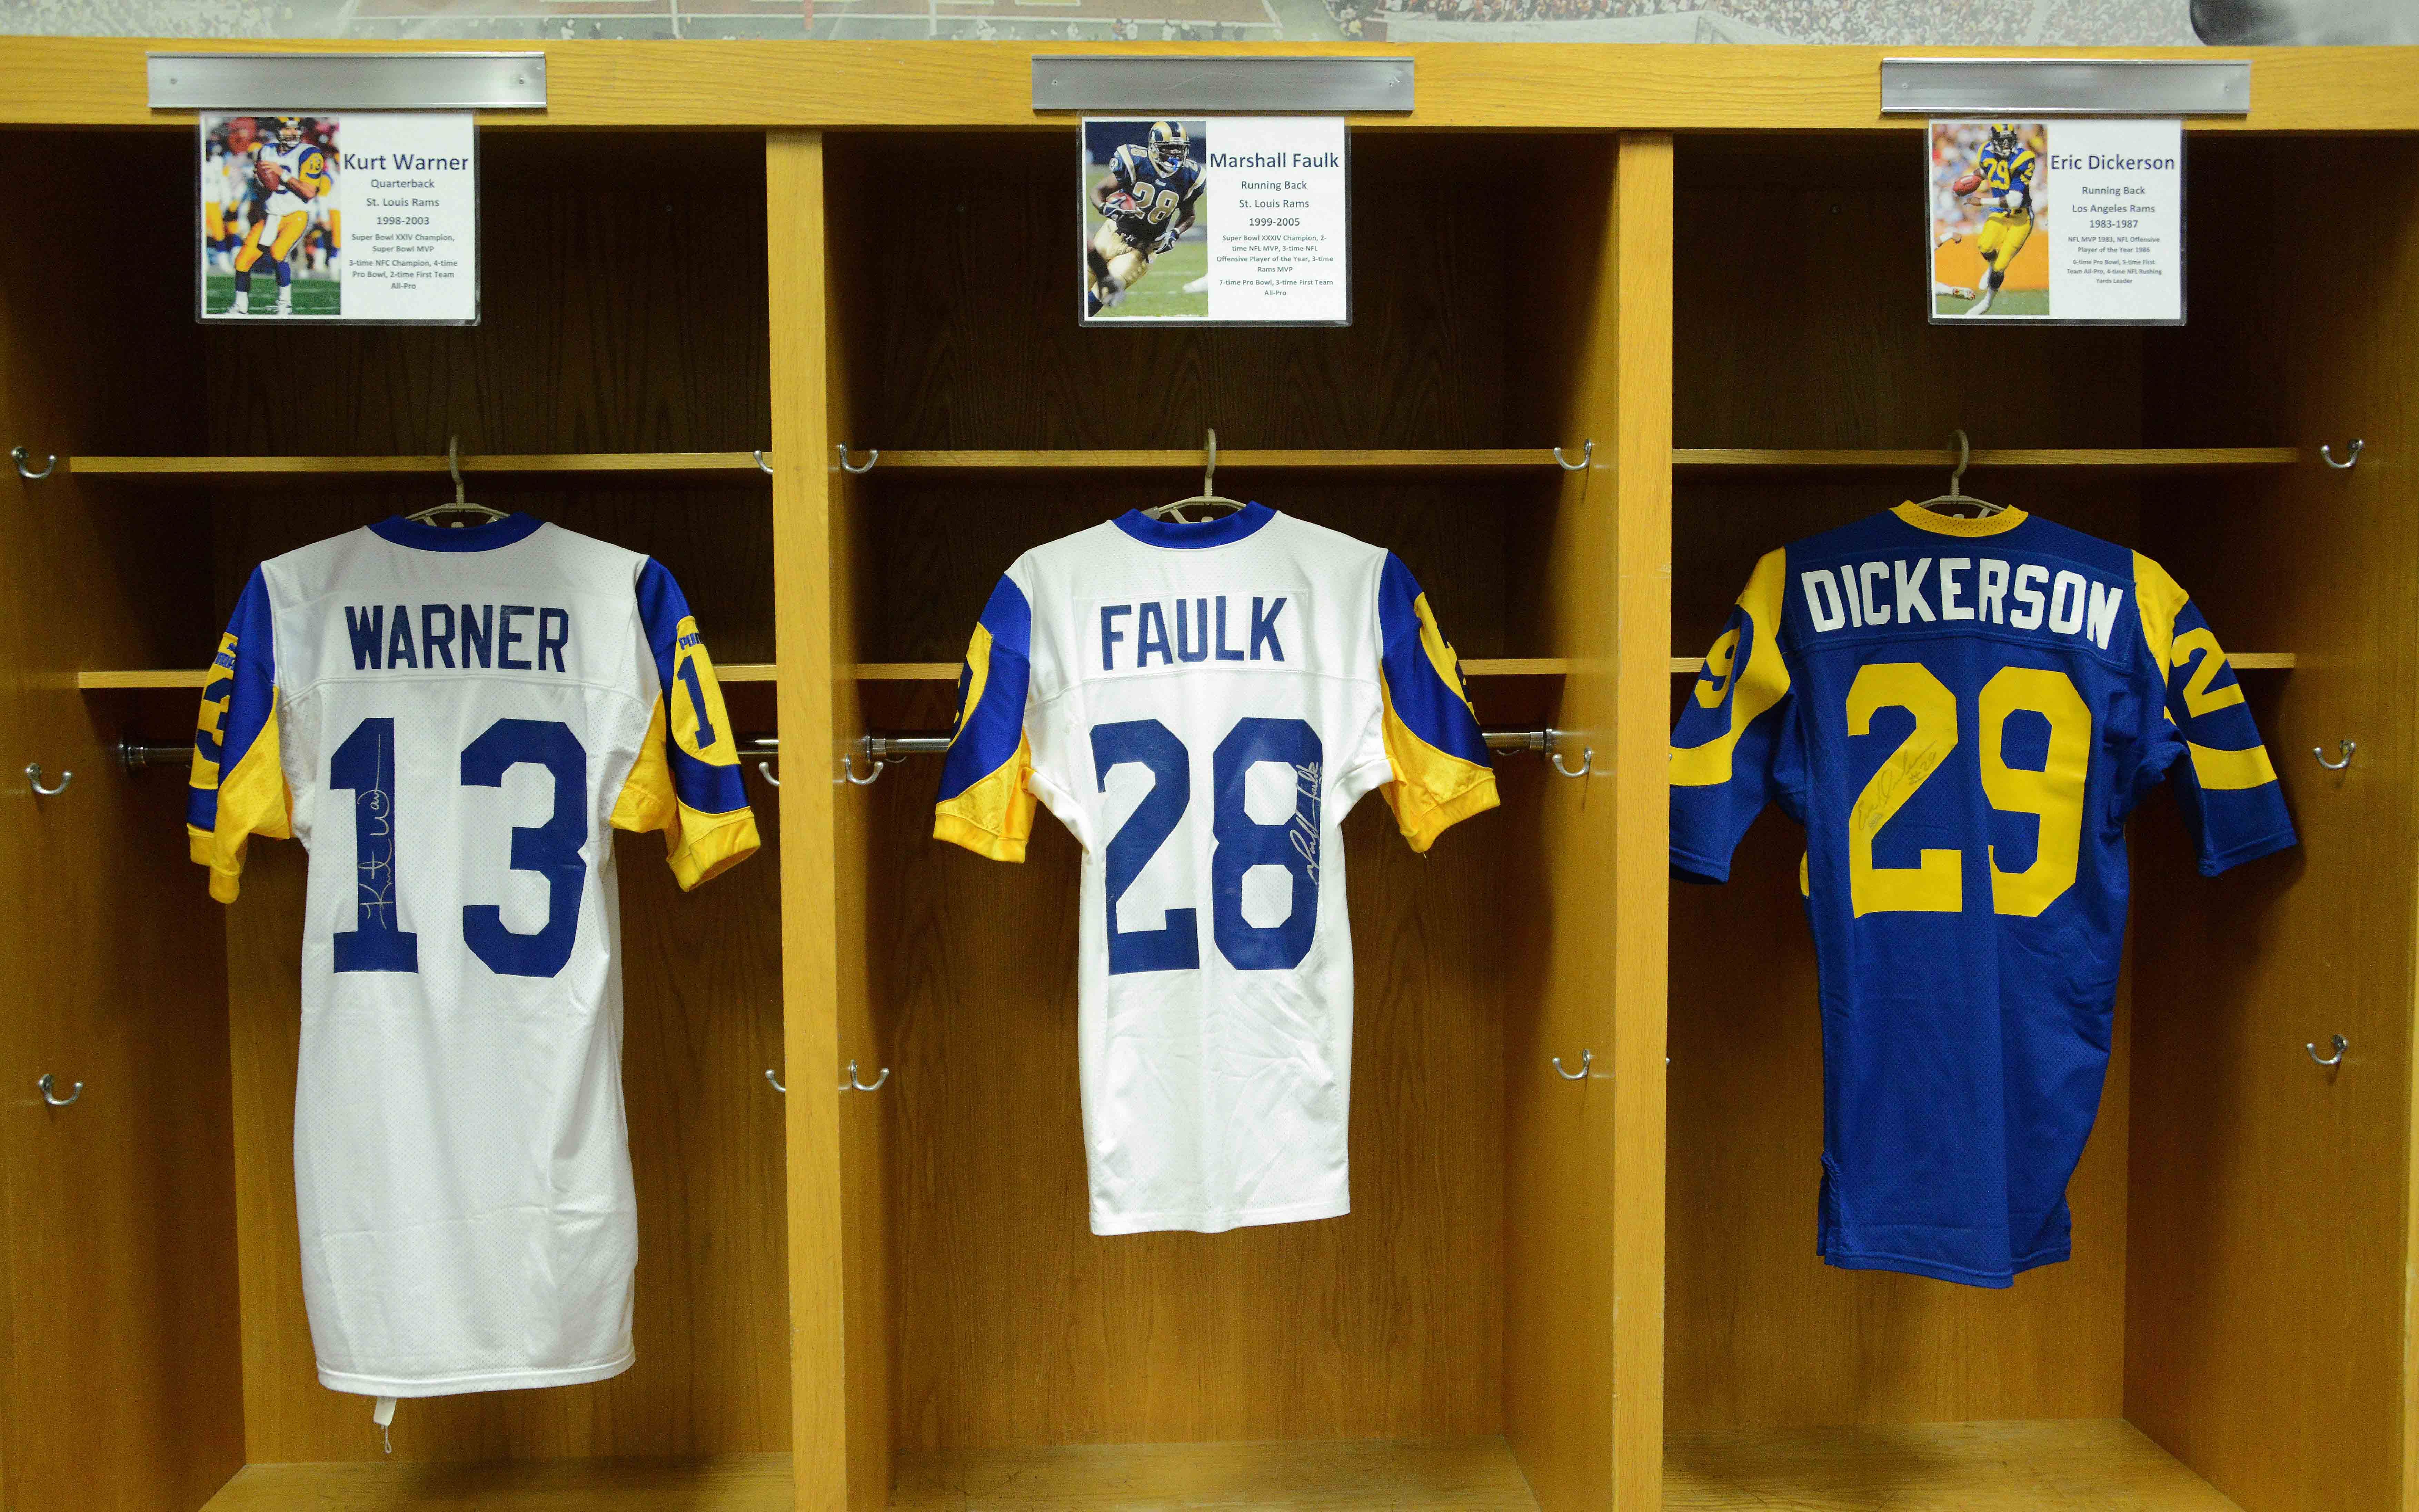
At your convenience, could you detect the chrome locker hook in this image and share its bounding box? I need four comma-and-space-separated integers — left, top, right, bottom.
765, 1068, 786, 1094
2308, 1034, 2347, 1068
836, 445, 878, 474
1551, 746, 1593, 779
12, 445, 56, 481
37, 1073, 81, 1108
2313, 740, 2355, 771
841, 753, 888, 786
1553, 441, 1593, 472
754, 449, 774, 475
24, 763, 70, 797
1552, 1050, 1592, 1081
2320, 439, 2363, 470
758, 760, 782, 787
842, 1060, 891, 1093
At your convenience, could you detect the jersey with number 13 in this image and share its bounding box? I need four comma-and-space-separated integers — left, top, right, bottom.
1672, 505, 2296, 1288
935, 503, 1499, 1235
187, 512, 758, 1398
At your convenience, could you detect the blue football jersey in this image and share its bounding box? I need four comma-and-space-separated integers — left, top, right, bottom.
1670, 504, 2296, 1287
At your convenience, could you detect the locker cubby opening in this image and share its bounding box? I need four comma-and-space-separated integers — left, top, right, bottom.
818, 129, 1633, 1505
1663, 133, 2415, 1512
11, 122, 790, 1501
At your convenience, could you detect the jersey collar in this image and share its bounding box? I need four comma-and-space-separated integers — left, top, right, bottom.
1112, 501, 1275, 549
1891, 502, 2029, 538
369, 512, 545, 552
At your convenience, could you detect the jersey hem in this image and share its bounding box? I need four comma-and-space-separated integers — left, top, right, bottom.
2200, 826, 2297, 877
1395, 773, 1500, 854
317, 1346, 636, 1399
1820, 1241, 2070, 1289
1091, 1193, 1348, 1235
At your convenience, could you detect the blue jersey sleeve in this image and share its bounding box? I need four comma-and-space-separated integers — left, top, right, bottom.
1374, 553, 1498, 852
610, 558, 759, 889
2129, 552, 2296, 875
188, 567, 292, 902
935, 573, 1039, 862
1670, 547, 1798, 884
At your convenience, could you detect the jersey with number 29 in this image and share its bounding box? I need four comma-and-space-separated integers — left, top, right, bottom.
935, 503, 1499, 1235
187, 513, 759, 1397
1671, 505, 2295, 1287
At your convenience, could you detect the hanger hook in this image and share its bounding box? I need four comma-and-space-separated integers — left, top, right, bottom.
837, 445, 878, 474
1552, 441, 1592, 471
24, 762, 71, 797
448, 435, 466, 507
843, 1059, 892, 1093
1551, 1050, 1591, 1081
1205, 427, 1218, 497
1949, 428, 1971, 499
2321, 439, 2362, 470
12, 445, 57, 481
2313, 739, 2355, 771
37, 1073, 81, 1108
2307, 1034, 2347, 1068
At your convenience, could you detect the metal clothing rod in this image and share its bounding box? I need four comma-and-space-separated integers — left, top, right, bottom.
842, 728, 1567, 758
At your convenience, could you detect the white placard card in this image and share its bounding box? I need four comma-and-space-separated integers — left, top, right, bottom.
1928, 118, 2184, 326
199, 111, 479, 324
1081, 116, 1349, 326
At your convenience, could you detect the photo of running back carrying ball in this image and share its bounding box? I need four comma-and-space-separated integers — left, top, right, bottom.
1083, 118, 1209, 321
1932, 121, 2049, 320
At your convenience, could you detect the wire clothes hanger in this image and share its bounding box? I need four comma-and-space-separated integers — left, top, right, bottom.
1143, 428, 1247, 523
406, 437, 510, 528
1912, 429, 2007, 518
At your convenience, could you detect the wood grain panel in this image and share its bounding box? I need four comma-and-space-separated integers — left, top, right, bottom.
0, 124, 244, 1512
830, 133, 1538, 452
1665, 1420, 2243, 1511
1499, 132, 1626, 1512
1673, 136, 2145, 453
15, 40, 2419, 134
872, 727, 1511, 1448
2121, 138, 2419, 1512
202, 132, 767, 459
894, 1436, 1541, 1508
769, 130, 856, 1512
201, 1453, 792, 1511
223, 825, 788, 1463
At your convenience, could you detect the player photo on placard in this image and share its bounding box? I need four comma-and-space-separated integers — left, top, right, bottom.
203, 113, 345, 319
1083, 118, 1211, 321
1932, 121, 2050, 320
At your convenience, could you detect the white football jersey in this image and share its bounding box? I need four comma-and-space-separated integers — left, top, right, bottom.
935, 504, 1498, 1234
188, 513, 758, 1399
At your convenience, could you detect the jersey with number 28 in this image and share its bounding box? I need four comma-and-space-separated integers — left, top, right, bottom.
187, 513, 759, 1398
1670, 505, 2295, 1288
934, 503, 1499, 1235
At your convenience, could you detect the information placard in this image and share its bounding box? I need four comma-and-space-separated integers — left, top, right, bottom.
1928, 118, 2183, 326
1081, 116, 1348, 327
199, 111, 479, 324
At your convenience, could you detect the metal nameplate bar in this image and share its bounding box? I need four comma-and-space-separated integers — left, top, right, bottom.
1880, 58, 2249, 117
1034, 56, 1413, 113
148, 52, 547, 110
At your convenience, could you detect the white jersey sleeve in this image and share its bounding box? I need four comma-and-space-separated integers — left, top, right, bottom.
185, 512, 758, 1398
932, 503, 1496, 1234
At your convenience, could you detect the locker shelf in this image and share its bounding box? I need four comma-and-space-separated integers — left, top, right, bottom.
69, 453, 772, 480
76, 664, 777, 690
892, 1436, 1540, 1509
1668, 652, 2297, 674
1664, 1419, 2243, 1511
199, 1453, 791, 1511
1675, 448, 2303, 471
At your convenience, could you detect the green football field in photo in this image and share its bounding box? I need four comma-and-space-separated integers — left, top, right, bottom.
1097, 239, 1210, 320
203, 274, 342, 317
1935, 289, 2052, 318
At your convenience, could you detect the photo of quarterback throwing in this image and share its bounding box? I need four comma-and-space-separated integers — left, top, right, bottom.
1083, 119, 1208, 321
1932, 122, 2050, 320
200, 113, 342, 319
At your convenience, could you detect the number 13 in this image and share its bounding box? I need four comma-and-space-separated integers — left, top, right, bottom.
1845, 663, 2090, 919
